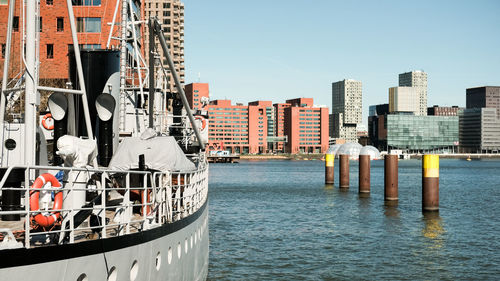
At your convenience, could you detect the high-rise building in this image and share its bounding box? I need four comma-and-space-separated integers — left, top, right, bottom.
466, 86, 500, 116
332, 79, 362, 143
459, 86, 500, 153
399, 71, 427, 116
388, 86, 419, 114
144, 0, 185, 93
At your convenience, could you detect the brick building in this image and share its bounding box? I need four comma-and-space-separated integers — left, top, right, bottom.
284, 102, 329, 154
0, 0, 125, 81
185, 82, 209, 111
207, 100, 267, 154
273, 103, 291, 152
427, 105, 462, 116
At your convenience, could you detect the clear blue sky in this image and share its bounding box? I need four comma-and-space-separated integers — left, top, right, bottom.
183, 0, 500, 124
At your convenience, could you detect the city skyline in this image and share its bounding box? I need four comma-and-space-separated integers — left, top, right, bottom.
183, 0, 500, 125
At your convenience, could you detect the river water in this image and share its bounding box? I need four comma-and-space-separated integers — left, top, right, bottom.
207, 159, 500, 280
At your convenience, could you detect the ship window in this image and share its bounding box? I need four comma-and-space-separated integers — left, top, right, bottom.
107, 266, 117, 281
155, 252, 161, 271
76, 274, 88, 281
130, 260, 139, 281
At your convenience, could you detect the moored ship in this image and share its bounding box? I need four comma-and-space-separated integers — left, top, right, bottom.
0, 0, 209, 280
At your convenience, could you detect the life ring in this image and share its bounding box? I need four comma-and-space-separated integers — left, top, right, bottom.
194, 116, 206, 131
30, 173, 63, 228
41, 113, 54, 130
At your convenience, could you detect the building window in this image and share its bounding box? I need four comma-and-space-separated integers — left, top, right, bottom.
13, 16, 19, 32
57, 17, 64, 32
46, 44, 53, 59
46, 0, 53, 5
39, 17, 43, 32
1, 44, 5, 58
76, 17, 101, 33
72, 0, 101, 6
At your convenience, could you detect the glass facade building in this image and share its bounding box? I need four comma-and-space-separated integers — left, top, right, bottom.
386, 115, 458, 151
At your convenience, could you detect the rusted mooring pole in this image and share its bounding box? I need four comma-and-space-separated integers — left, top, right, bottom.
384, 154, 398, 201
422, 155, 439, 212
359, 154, 370, 193
339, 154, 349, 189
325, 150, 334, 184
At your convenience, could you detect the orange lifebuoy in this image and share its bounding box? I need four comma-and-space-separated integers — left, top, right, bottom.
195, 116, 206, 131
41, 113, 54, 130
30, 173, 63, 228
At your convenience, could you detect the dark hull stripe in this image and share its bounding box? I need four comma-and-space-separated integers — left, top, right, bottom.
0, 200, 208, 268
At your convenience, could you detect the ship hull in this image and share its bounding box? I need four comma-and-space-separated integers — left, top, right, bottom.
0, 201, 209, 281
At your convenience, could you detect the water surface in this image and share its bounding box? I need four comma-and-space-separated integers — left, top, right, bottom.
208, 159, 500, 280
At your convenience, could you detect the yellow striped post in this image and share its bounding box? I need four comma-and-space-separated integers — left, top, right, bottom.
325, 152, 334, 184
422, 155, 439, 212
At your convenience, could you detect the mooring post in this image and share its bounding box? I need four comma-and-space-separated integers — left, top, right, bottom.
339, 154, 349, 189
422, 154, 439, 212
384, 154, 398, 201
359, 154, 370, 194
325, 150, 334, 184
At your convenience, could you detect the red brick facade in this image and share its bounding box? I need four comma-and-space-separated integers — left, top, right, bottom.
0, 0, 121, 80
185, 83, 209, 111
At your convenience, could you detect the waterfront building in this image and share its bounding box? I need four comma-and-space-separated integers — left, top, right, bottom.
249, 101, 275, 152
0, 0, 127, 80
388, 86, 419, 114
332, 79, 362, 143
367, 104, 389, 150
459, 108, 500, 153
458, 86, 500, 153
466, 86, 500, 116
399, 71, 428, 116
284, 101, 329, 154
207, 100, 267, 154
427, 105, 462, 116
273, 103, 291, 152
386, 115, 458, 152
144, 0, 185, 93
185, 83, 209, 111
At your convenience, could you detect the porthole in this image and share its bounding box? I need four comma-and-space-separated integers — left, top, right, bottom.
155, 252, 162, 271
168, 247, 173, 264
5, 139, 16, 150
77, 274, 88, 281
107, 266, 117, 281
177, 242, 181, 259
130, 260, 139, 281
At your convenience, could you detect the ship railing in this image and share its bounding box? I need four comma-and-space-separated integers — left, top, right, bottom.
0, 164, 208, 249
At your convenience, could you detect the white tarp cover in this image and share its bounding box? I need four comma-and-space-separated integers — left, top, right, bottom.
108, 136, 196, 172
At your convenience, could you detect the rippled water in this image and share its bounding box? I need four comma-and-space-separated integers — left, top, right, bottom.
207, 159, 500, 280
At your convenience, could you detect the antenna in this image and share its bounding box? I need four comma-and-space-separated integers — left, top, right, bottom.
197, 72, 201, 82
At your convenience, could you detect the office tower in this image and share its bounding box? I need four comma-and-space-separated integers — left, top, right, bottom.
144, 0, 185, 93
466, 86, 500, 116
399, 71, 427, 116
459, 86, 500, 153
388, 86, 419, 114
332, 79, 362, 143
